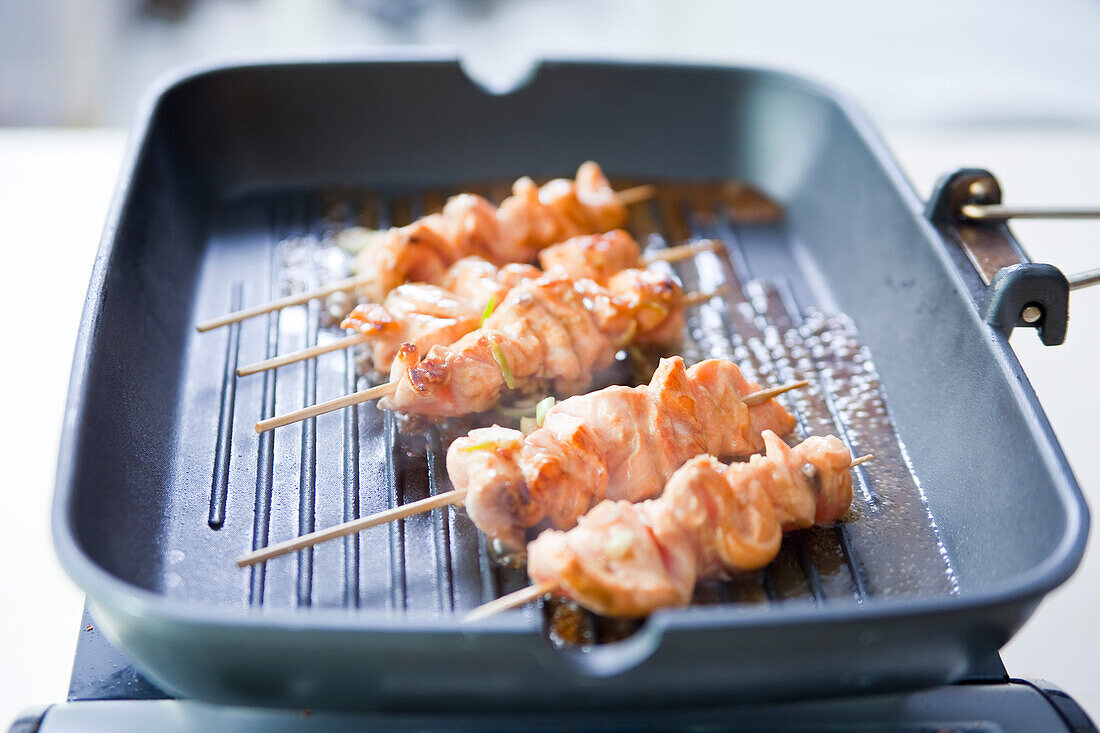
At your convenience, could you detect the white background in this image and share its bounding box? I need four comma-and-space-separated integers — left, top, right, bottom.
0, 0, 1098, 725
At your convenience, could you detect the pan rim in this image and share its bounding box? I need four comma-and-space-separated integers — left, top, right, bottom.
52, 53, 1089, 645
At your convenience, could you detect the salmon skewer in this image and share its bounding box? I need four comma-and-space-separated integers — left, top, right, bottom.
377, 266, 690, 417
237, 257, 544, 378
254, 250, 737, 431
235, 357, 803, 568
337, 259, 539, 377
446, 356, 798, 549
237, 231, 720, 378
470, 432, 861, 621
197, 162, 654, 332
351, 162, 630, 303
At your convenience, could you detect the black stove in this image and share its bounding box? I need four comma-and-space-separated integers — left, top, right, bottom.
7, 603, 1095, 732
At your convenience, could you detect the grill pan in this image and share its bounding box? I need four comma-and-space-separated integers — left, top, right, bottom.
52, 56, 1088, 711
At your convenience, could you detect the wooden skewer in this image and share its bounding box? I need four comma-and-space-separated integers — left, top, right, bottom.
744, 379, 809, 403
196, 273, 375, 333
253, 308, 780, 434
682, 285, 728, 307
236, 489, 466, 568
235, 241, 727, 378
240, 380, 811, 569
640, 239, 722, 265
237, 333, 369, 377
615, 184, 657, 207
196, 187, 659, 333
738, 381, 807, 406
464, 583, 552, 623
255, 381, 397, 433
464, 580, 558, 623
463, 454, 875, 622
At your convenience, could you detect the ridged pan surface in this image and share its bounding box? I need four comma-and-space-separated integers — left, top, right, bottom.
178, 182, 955, 632
53, 59, 1087, 711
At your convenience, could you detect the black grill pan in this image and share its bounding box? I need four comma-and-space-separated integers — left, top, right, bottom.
53, 56, 1088, 711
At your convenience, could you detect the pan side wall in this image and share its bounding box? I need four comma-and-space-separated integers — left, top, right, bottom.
52, 57, 1086, 711
90, 595, 1038, 712
76, 60, 1073, 593
743, 81, 1074, 592
66, 115, 209, 591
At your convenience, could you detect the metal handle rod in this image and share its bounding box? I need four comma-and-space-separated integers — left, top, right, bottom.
957, 201, 1100, 291
961, 204, 1100, 221
1069, 267, 1100, 291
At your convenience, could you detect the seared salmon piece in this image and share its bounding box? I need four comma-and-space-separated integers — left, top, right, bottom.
527, 432, 854, 618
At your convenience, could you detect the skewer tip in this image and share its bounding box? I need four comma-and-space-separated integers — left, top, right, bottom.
615, 184, 657, 207
681, 285, 728, 308
686, 238, 724, 257
849, 453, 874, 468
743, 379, 809, 406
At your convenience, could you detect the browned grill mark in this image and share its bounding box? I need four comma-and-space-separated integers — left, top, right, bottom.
409, 357, 450, 392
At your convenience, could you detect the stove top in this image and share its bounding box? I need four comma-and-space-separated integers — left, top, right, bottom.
67, 605, 166, 703
7, 604, 1090, 733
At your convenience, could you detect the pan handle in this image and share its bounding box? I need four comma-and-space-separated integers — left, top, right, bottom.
925, 168, 1088, 346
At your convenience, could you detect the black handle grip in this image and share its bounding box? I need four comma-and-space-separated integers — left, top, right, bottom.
926, 168, 1070, 346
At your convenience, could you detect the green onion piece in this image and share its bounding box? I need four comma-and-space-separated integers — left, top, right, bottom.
459, 441, 499, 453
520, 416, 537, 436
535, 396, 556, 428
640, 301, 670, 317
480, 295, 497, 326
490, 340, 515, 389
603, 528, 635, 559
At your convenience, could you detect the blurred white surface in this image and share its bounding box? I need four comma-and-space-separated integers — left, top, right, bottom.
3, 0, 1100, 127
0, 119, 1097, 725
0, 129, 125, 727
